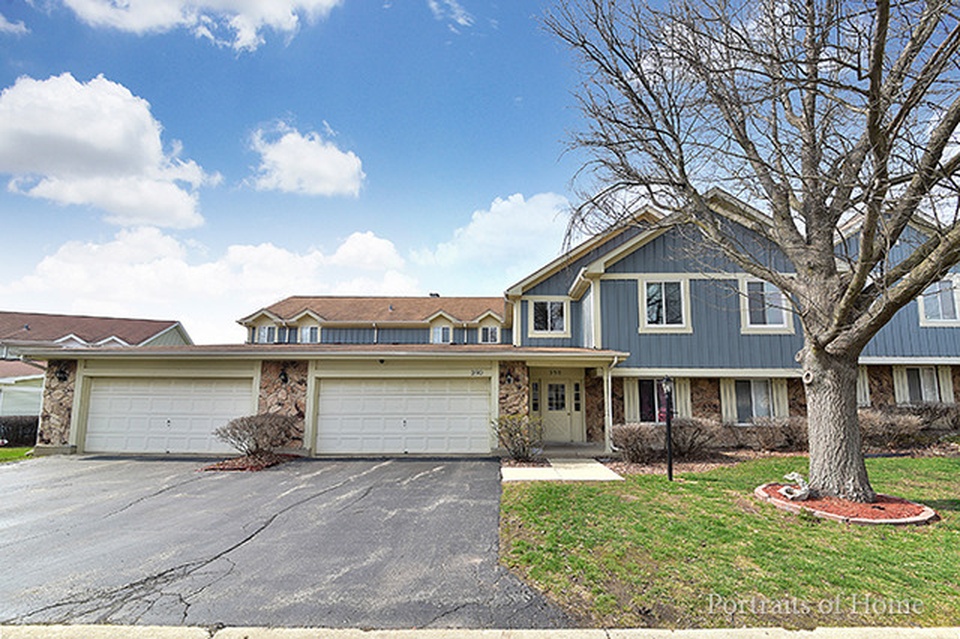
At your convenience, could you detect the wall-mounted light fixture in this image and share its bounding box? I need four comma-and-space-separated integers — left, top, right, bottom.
278, 368, 289, 384
504, 372, 514, 385
55, 365, 69, 383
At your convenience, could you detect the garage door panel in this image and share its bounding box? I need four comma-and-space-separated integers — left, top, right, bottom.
85, 378, 252, 454
317, 377, 491, 454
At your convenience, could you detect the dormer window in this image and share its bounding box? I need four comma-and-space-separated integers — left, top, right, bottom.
479, 325, 499, 344
431, 325, 453, 344
300, 326, 319, 343
257, 326, 276, 343
277, 327, 298, 344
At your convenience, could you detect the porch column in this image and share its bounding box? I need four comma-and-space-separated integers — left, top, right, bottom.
603, 364, 613, 454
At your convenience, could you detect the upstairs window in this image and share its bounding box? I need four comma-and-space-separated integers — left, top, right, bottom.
277, 327, 298, 344
921, 280, 958, 322
479, 326, 499, 344
257, 326, 276, 343
532, 300, 565, 334
431, 325, 452, 344
300, 326, 319, 344
646, 281, 683, 326
746, 281, 786, 327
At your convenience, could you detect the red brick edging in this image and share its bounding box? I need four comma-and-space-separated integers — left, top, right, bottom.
754, 483, 940, 526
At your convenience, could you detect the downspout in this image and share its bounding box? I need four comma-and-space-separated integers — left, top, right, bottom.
603, 355, 620, 454
373, 323, 378, 344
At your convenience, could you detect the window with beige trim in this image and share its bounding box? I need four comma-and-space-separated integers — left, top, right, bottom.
918, 279, 960, 326
639, 278, 692, 333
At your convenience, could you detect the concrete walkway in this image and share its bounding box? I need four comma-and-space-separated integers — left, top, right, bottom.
3, 625, 959, 638
500, 457, 623, 482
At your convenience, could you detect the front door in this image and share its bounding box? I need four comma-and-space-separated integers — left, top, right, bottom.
531, 369, 584, 442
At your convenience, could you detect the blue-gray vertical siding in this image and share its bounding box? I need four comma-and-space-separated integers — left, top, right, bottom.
600, 279, 803, 368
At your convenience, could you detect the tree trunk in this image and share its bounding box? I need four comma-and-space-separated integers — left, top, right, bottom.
803, 348, 877, 502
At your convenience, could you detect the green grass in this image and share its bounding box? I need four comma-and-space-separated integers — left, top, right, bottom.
0, 447, 33, 463
500, 455, 960, 628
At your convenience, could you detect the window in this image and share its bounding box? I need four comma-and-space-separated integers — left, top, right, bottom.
248, 327, 257, 343
921, 280, 958, 322
573, 382, 582, 412
645, 281, 683, 326
301, 326, 319, 343
547, 383, 566, 411
735, 379, 772, 423
531, 382, 540, 412
746, 281, 786, 327
431, 325, 452, 344
906, 366, 940, 403
638, 379, 668, 422
277, 327, 298, 344
533, 301, 565, 333
480, 326, 499, 344
257, 326, 269, 343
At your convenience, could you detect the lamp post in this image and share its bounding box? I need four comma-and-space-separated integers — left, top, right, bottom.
662, 376, 674, 482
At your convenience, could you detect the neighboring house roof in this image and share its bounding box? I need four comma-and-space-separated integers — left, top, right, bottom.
0, 311, 192, 349
239, 296, 509, 326
0, 360, 44, 382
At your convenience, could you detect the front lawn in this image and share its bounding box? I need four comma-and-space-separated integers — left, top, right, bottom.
501, 455, 960, 628
0, 447, 33, 463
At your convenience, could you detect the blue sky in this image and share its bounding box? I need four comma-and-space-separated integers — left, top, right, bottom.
0, 1, 588, 343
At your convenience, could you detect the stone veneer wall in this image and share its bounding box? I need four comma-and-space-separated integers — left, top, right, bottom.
37, 359, 76, 447
787, 379, 807, 417
867, 365, 895, 407
691, 378, 721, 422
498, 361, 529, 417
258, 360, 308, 448
584, 375, 604, 442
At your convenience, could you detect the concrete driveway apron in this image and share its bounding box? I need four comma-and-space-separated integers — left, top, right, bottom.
0, 456, 569, 629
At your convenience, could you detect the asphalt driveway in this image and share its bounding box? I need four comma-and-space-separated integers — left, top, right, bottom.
0, 456, 569, 629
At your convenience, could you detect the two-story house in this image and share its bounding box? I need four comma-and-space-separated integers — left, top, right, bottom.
26, 192, 960, 457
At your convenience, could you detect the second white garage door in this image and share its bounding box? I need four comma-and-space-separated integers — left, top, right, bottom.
85, 378, 254, 454
316, 377, 491, 454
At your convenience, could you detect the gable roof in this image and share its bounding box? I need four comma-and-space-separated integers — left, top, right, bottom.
0, 359, 45, 381
240, 296, 508, 326
0, 311, 191, 348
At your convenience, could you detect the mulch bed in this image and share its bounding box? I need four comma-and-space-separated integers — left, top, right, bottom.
501, 457, 552, 467
200, 453, 298, 472
756, 483, 939, 525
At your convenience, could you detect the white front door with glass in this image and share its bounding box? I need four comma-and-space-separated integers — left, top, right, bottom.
530, 369, 584, 442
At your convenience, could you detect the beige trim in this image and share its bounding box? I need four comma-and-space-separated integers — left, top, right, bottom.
892, 366, 909, 404
938, 365, 955, 403
623, 378, 639, 422
305, 360, 319, 455
771, 378, 789, 417
612, 367, 803, 378
917, 276, 960, 327
68, 360, 87, 449
638, 277, 693, 334
674, 377, 692, 418
592, 279, 603, 348
526, 296, 572, 339
738, 277, 795, 335
857, 366, 871, 407
720, 378, 737, 423
511, 298, 522, 346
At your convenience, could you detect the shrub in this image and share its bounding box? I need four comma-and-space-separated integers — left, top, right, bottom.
0, 416, 39, 447
493, 414, 544, 461
750, 417, 809, 452
858, 408, 927, 450
670, 417, 721, 458
214, 413, 299, 458
612, 424, 661, 463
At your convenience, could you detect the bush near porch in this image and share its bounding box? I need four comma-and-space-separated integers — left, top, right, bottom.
500, 455, 960, 629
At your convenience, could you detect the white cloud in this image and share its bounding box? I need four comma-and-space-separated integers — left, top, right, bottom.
0, 73, 217, 228
410, 192, 570, 294
427, 0, 473, 28
0, 13, 29, 35
0, 227, 416, 344
250, 124, 364, 197
60, 0, 342, 51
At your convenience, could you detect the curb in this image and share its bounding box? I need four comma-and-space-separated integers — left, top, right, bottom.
754, 483, 940, 526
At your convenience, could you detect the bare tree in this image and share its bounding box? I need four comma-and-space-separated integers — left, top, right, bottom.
548, 0, 960, 501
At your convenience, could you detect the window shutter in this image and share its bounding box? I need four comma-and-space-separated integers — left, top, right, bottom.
771, 378, 789, 418
674, 378, 692, 418
856, 366, 871, 407
720, 378, 737, 423
892, 366, 909, 405
624, 379, 639, 423
938, 366, 955, 404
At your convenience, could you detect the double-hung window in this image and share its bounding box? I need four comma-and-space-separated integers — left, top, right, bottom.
431, 325, 452, 344
906, 366, 940, 403
746, 281, 786, 327
300, 326, 319, 344
479, 326, 499, 344
532, 300, 566, 334
921, 280, 958, 323
735, 379, 772, 423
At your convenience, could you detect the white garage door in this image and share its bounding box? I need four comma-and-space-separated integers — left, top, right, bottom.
85, 378, 253, 454
316, 377, 491, 454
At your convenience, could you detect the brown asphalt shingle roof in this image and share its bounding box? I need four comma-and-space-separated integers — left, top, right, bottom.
256, 296, 508, 324
0, 311, 181, 346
